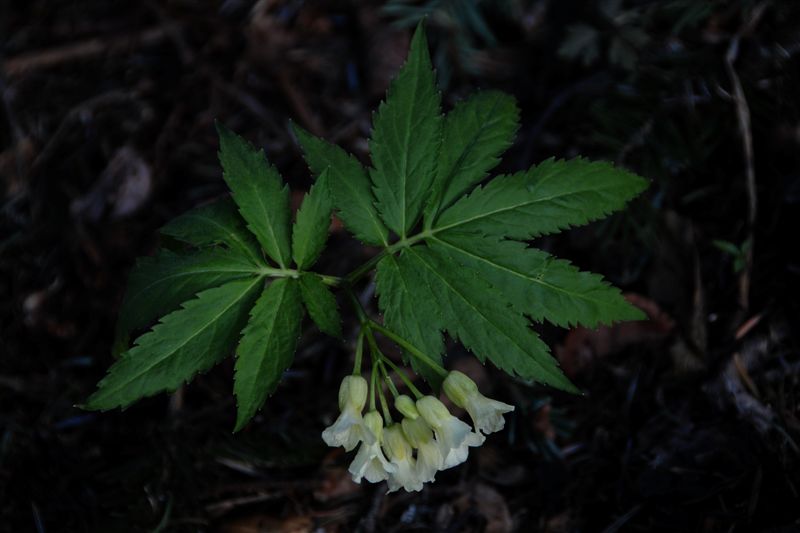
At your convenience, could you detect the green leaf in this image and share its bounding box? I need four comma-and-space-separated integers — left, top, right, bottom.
425, 91, 519, 224
369, 22, 442, 237
112, 249, 261, 356
87, 277, 263, 410
430, 232, 645, 328
233, 278, 303, 431
292, 123, 389, 246
376, 254, 445, 388
160, 197, 263, 264
216, 122, 292, 267
403, 246, 577, 392
299, 273, 342, 338
292, 169, 333, 269
434, 157, 648, 239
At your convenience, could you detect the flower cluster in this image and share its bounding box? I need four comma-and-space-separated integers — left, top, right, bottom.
322, 370, 514, 492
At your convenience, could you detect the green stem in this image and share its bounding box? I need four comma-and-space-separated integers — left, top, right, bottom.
344, 251, 386, 285
346, 291, 369, 331
353, 331, 365, 375
377, 378, 392, 423
380, 355, 423, 399
368, 321, 448, 377
319, 273, 343, 287
369, 362, 377, 412
365, 329, 399, 400
378, 360, 400, 398
257, 267, 301, 279
342, 231, 432, 286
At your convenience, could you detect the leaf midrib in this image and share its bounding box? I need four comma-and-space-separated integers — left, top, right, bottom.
244, 281, 292, 390
128, 263, 259, 305
100, 276, 262, 402
406, 248, 557, 381
241, 175, 287, 268
177, 212, 262, 265
432, 93, 506, 219
430, 236, 618, 309
433, 174, 619, 235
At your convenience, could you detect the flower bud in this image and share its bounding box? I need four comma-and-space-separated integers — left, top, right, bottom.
395, 394, 419, 420
349, 411, 395, 484
363, 410, 384, 440
443, 371, 514, 435
383, 424, 412, 461
442, 370, 478, 408
401, 416, 433, 447
416, 395, 484, 469
402, 416, 443, 483
338, 375, 368, 412
415, 396, 452, 429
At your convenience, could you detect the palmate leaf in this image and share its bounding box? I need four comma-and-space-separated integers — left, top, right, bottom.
293, 124, 389, 246
292, 169, 333, 270
87, 277, 263, 410
425, 91, 519, 225
375, 254, 445, 388
217, 122, 292, 267
112, 249, 261, 356
299, 273, 342, 339
401, 246, 577, 392
160, 197, 263, 264
369, 22, 442, 237
234, 278, 303, 431
430, 232, 645, 328
434, 157, 648, 239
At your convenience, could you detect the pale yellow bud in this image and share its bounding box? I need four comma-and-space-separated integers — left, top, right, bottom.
442, 370, 478, 408
401, 416, 434, 447
383, 424, 412, 461
395, 394, 419, 420
415, 395, 451, 429
363, 411, 384, 440
338, 375, 368, 412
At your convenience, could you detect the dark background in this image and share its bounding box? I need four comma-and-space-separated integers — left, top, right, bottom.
2, 0, 799, 531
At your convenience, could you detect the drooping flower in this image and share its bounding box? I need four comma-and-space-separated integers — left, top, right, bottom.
383, 424, 423, 492
401, 415, 443, 483
394, 394, 419, 420
443, 370, 515, 435
416, 395, 484, 469
349, 411, 396, 483
322, 375, 373, 451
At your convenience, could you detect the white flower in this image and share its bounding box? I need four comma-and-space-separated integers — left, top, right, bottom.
382, 424, 423, 493
443, 370, 515, 435
322, 375, 373, 451
349, 411, 396, 483
416, 395, 484, 469
401, 416, 443, 483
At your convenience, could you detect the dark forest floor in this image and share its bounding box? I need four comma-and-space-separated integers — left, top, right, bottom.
2, 1, 799, 531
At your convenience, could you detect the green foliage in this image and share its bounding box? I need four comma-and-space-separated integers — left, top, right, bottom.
159, 197, 262, 263
89, 23, 647, 430
112, 249, 261, 356
425, 90, 519, 224
88, 277, 262, 410
401, 246, 577, 391
435, 157, 647, 240
431, 232, 645, 328
292, 170, 333, 270
292, 123, 388, 246
376, 254, 445, 388
234, 278, 303, 431
299, 273, 342, 339
369, 22, 442, 237
217, 122, 292, 268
